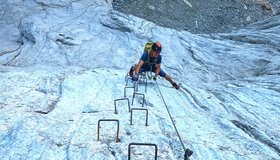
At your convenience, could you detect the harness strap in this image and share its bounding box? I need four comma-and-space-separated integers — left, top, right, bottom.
145, 49, 158, 72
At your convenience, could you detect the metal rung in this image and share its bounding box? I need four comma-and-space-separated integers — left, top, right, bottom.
138, 72, 148, 92
124, 86, 135, 98
125, 73, 130, 86
130, 108, 148, 126
128, 143, 158, 160
125, 73, 147, 93
132, 92, 145, 107
97, 119, 120, 142
114, 98, 130, 114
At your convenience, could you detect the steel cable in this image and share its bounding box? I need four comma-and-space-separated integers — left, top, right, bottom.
155, 81, 193, 159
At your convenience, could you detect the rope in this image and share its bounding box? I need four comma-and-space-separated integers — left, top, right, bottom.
155, 81, 193, 159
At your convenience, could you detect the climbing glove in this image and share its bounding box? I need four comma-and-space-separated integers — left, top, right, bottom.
153, 76, 157, 81
132, 74, 139, 81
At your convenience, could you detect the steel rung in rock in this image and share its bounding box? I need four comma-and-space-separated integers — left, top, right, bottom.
97, 119, 120, 142
131, 92, 145, 107
114, 98, 131, 114
128, 143, 158, 160
130, 108, 148, 126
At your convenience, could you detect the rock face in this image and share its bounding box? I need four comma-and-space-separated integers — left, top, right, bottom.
0, 0, 280, 160
113, 0, 280, 33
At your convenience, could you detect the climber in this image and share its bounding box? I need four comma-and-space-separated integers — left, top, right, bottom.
129, 41, 180, 89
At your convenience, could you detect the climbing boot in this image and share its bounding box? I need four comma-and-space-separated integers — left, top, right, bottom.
172, 82, 180, 90
129, 66, 134, 77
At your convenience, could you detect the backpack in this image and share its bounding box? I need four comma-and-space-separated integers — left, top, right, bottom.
143, 42, 158, 66
144, 42, 153, 52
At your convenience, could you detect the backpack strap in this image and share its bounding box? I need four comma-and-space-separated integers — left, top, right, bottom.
145, 50, 158, 65
142, 42, 159, 74
145, 50, 159, 76
143, 42, 158, 66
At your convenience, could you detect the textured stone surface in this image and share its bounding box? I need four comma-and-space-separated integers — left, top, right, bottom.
0, 0, 280, 159
112, 0, 280, 33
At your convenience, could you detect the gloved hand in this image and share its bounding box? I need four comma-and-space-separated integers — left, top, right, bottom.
132, 74, 139, 81
153, 76, 157, 81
